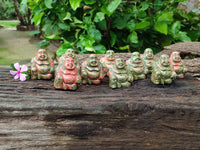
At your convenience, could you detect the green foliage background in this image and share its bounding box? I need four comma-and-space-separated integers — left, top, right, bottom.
0, 0, 16, 20
27, 0, 200, 55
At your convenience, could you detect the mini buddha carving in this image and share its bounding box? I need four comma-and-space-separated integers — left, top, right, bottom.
151, 54, 176, 85
126, 52, 147, 80
31, 49, 54, 80
54, 57, 81, 90
109, 58, 133, 88
142, 48, 154, 74
169, 51, 187, 78
56, 48, 80, 74
100, 50, 116, 75
81, 54, 106, 84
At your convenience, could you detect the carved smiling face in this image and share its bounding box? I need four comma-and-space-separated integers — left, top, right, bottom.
89, 54, 98, 67
65, 57, 75, 70
144, 48, 154, 59
171, 52, 181, 63
65, 49, 75, 58
131, 52, 142, 64
106, 50, 115, 61
116, 58, 125, 69
160, 54, 170, 67
37, 49, 48, 61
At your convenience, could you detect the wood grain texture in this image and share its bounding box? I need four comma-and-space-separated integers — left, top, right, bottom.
0, 67, 200, 150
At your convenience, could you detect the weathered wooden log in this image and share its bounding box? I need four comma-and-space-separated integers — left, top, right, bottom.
0, 67, 200, 149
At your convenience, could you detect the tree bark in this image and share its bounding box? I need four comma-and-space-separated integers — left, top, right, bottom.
13, 0, 25, 25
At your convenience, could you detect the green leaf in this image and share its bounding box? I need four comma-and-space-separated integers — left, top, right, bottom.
128, 31, 138, 43
34, 12, 44, 26
173, 9, 189, 20
141, 1, 149, 11
85, 47, 95, 52
94, 12, 105, 22
137, 10, 147, 18
155, 22, 168, 35
101, 5, 112, 16
110, 31, 117, 47
53, 24, 59, 35
126, 20, 135, 30
157, 12, 173, 23
107, 0, 121, 15
56, 43, 74, 56
119, 45, 130, 51
69, 0, 82, 11
63, 12, 72, 21
29, 30, 40, 36
97, 20, 107, 30
79, 34, 95, 47
192, 8, 200, 14
112, 16, 127, 29
93, 44, 107, 54
73, 17, 83, 24
21, 0, 27, 4
75, 29, 81, 39
88, 26, 102, 42
44, 0, 53, 9
154, 0, 162, 11
10, 63, 17, 71
20, 3, 27, 15
171, 21, 181, 37
43, 22, 53, 35
159, 35, 173, 47
84, 0, 96, 5
177, 31, 191, 42
45, 34, 61, 40
58, 23, 70, 31
135, 21, 150, 30
37, 40, 50, 48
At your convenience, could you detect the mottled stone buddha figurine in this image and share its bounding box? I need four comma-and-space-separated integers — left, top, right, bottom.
100, 50, 116, 75
169, 51, 187, 78
126, 52, 147, 80
31, 49, 54, 80
56, 48, 80, 74
81, 54, 106, 84
109, 58, 133, 88
54, 57, 81, 90
142, 48, 154, 74
151, 54, 176, 85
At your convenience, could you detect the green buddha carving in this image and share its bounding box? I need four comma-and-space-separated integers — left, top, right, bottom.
109, 58, 133, 88
142, 48, 154, 74
169, 51, 187, 79
151, 54, 176, 85
81, 54, 106, 85
126, 52, 147, 80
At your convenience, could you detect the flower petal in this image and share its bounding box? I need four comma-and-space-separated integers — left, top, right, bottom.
10, 70, 17, 76
14, 74, 20, 80
14, 62, 20, 71
20, 74, 26, 81
21, 65, 28, 72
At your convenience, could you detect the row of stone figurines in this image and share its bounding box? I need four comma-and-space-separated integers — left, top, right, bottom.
30, 48, 187, 90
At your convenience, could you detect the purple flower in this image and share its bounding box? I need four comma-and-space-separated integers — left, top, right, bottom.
10, 63, 28, 81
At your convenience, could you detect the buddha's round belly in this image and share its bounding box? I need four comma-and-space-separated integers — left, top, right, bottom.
161, 71, 171, 78
88, 71, 100, 79
38, 65, 50, 73
116, 74, 127, 82
63, 75, 76, 84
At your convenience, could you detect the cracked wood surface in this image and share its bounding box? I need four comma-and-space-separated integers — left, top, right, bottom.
0, 67, 200, 149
